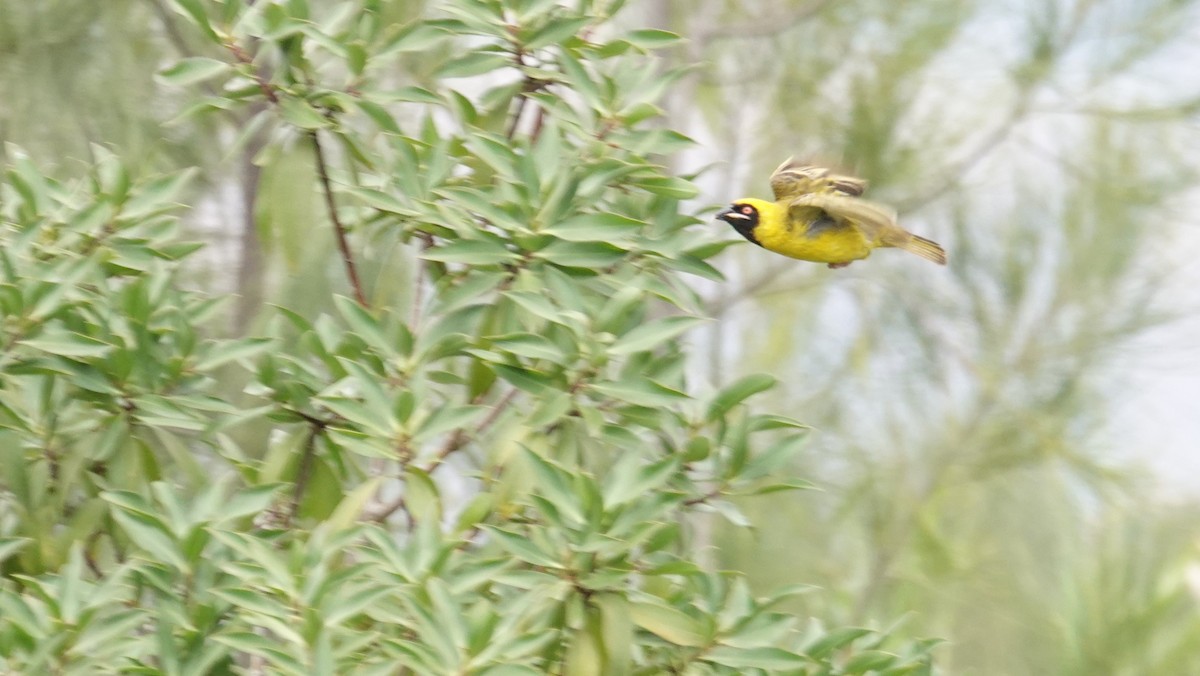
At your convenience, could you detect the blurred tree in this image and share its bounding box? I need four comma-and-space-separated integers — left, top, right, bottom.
658, 0, 1200, 673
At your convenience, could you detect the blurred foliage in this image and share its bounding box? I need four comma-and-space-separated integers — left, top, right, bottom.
0, 0, 940, 673
659, 0, 1200, 673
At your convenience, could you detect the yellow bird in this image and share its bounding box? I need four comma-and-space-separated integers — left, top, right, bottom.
717, 159, 947, 268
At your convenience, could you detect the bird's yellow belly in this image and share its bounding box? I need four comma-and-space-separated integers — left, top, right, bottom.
758, 226, 873, 264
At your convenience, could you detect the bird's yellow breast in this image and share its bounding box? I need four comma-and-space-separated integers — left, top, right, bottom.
754, 206, 874, 264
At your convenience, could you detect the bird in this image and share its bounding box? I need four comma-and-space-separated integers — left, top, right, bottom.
716, 158, 947, 268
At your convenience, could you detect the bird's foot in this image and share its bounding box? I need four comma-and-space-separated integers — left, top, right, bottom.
827, 262, 852, 269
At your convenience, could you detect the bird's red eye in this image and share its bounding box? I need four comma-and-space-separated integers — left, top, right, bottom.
740, 205, 753, 215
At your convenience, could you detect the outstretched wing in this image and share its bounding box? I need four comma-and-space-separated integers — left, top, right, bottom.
769, 158, 868, 201
787, 193, 898, 241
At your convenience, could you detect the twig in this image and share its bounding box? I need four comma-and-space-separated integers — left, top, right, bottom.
225, 42, 279, 105
530, 106, 547, 142
83, 531, 104, 578
369, 494, 407, 524
683, 485, 725, 507
504, 33, 531, 140
234, 123, 267, 332
223, 34, 368, 307
310, 130, 369, 307
506, 87, 529, 139
504, 25, 558, 140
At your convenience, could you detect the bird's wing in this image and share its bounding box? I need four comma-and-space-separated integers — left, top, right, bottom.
770, 158, 868, 200
787, 193, 897, 240
826, 173, 868, 197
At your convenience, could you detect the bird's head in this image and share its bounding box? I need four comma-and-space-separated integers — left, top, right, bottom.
716, 198, 770, 245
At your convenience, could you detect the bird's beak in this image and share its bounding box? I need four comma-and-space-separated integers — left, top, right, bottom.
716, 207, 750, 222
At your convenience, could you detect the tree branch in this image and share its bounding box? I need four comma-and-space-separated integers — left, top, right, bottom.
234, 121, 267, 332
310, 129, 369, 307
225, 42, 279, 105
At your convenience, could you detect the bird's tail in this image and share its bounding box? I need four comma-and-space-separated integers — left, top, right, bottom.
898, 234, 947, 265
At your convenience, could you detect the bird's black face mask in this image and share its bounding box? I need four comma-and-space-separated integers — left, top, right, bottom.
716, 203, 762, 247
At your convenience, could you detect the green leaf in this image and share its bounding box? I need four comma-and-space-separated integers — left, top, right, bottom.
491, 333, 566, 361
422, 239, 519, 265
624, 29, 683, 49
750, 413, 810, 431
69, 609, 148, 659
158, 57, 231, 86
744, 479, 818, 496
18, 334, 113, 358
121, 168, 198, 218
405, 467, 442, 523
629, 598, 707, 647
522, 448, 586, 524
524, 17, 592, 51
333, 294, 394, 356
347, 41, 368, 77
632, 175, 698, 199
564, 625, 603, 676
481, 526, 563, 569
556, 51, 602, 111
503, 291, 564, 325
594, 592, 633, 671
0, 537, 29, 564
707, 374, 777, 421
609, 316, 705, 356
413, 404, 487, 443
453, 493, 493, 533
536, 241, 626, 268
279, 98, 329, 129
603, 456, 679, 508
194, 338, 274, 372
168, 0, 219, 41
704, 646, 809, 670
327, 476, 385, 531
346, 186, 408, 213
589, 379, 687, 407
492, 364, 554, 395
219, 484, 284, 522
804, 627, 873, 659
844, 650, 902, 673
466, 135, 517, 176
438, 52, 511, 79
737, 434, 808, 482
383, 23, 453, 54
214, 632, 305, 672
324, 585, 394, 628
516, 0, 563, 21
108, 509, 189, 572
544, 213, 647, 243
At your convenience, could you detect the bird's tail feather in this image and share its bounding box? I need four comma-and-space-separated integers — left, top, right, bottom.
899, 235, 947, 265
